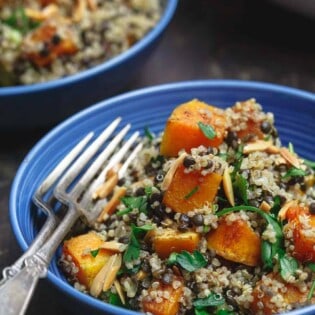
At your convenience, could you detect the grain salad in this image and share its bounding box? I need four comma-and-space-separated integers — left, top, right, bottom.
59, 98, 315, 315
0, 0, 161, 86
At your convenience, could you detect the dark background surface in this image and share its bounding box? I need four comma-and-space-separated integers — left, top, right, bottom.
1, 0, 315, 314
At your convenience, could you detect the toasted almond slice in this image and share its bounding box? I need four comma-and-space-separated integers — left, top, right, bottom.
161, 152, 187, 191
103, 254, 122, 291
90, 254, 119, 297
25, 4, 59, 21
243, 140, 273, 154
114, 280, 126, 305
278, 200, 298, 221
266, 145, 280, 154
223, 167, 235, 206
279, 147, 301, 169
97, 186, 127, 222
260, 200, 271, 212
93, 173, 118, 200
274, 156, 287, 166
99, 241, 127, 252
73, 0, 86, 22
87, 0, 97, 10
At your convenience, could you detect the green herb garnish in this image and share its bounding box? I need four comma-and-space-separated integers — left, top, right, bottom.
184, 186, 199, 200
282, 167, 306, 179
117, 196, 148, 216
304, 158, 315, 170
307, 262, 315, 300
233, 174, 248, 205
90, 249, 100, 258
123, 224, 153, 263
193, 292, 225, 308
195, 308, 209, 315
167, 250, 207, 272
144, 126, 154, 142
108, 292, 123, 306
270, 195, 282, 218
3, 7, 40, 34
278, 251, 298, 280
198, 122, 216, 139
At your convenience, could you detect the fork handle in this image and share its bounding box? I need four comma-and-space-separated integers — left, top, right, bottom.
1, 214, 58, 284
0, 255, 47, 315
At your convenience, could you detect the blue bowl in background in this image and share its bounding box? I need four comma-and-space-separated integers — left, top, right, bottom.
9, 80, 315, 314
0, 0, 178, 130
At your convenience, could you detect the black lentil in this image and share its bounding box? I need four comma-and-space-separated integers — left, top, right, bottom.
260, 121, 272, 134
192, 214, 204, 226
183, 156, 196, 168
309, 202, 315, 215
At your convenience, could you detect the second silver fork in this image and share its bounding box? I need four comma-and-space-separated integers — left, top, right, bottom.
0, 118, 142, 315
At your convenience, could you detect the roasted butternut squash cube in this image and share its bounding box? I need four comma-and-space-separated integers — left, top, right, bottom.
62, 232, 111, 288
206, 217, 261, 266
285, 206, 315, 263
23, 21, 78, 67
151, 228, 200, 259
142, 278, 183, 315
251, 272, 314, 315
160, 99, 226, 157
163, 164, 222, 213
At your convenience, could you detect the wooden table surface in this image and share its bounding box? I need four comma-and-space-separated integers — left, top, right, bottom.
1, 0, 315, 314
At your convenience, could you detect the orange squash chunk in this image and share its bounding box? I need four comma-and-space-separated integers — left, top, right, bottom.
206, 218, 261, 266
62, 232, 111, 288
160, 99, 226, 157
23, 21, 78, 67
151, 228, 200, 259
251, 272, 314, 314
285, 206, 315, 263
142, 278, 183, 315
163, 164, 222, 213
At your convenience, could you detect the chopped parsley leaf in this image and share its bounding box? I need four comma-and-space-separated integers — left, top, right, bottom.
198, 122, 216, 139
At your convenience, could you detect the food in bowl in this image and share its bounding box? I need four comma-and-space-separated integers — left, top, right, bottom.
59, 97, 315, 315
0, 0, 161, 86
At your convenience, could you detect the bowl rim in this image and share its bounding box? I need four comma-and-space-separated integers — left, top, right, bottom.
9, 79, 315, 314
0, 0, 178, 96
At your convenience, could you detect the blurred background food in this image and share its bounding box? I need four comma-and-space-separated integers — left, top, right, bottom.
0, 0, 162, 86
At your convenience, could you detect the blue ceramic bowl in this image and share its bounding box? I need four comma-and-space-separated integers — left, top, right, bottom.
0, 0, 178, 130
10, 80, 315, 315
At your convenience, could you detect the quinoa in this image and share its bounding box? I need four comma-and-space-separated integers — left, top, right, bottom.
0, 0, 161, 86
59, 98, 315, 315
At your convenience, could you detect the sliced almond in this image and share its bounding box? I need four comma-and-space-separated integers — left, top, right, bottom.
73, 0, 86, 22
93, 173, 118, 200
97, 186, 127, 222
243, 140, 273, 154
87, 0, 97, 10
90, 254, 121, 297
279, 147, 301, 169
114, 280, 126, 305
99, 241, 127, 253
161, 152, 187, 191
266, 145, 280, 154
25, 4, 59, 21
103, 254, 122, 291
223, 167, 235, 206
274, 156, 287, 166
260, 200, 271, 212
278, 200, 298, 221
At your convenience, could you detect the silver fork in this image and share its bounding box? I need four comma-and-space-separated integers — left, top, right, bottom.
0, 132, 94, 283
0, 118, 142, 315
